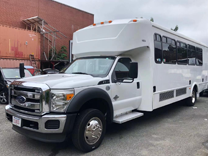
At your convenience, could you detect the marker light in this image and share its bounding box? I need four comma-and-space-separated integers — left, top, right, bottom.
93, 24, 96, 26
101, 22, 104, 24
109, 20, 112, 23
133, 19, 137, 22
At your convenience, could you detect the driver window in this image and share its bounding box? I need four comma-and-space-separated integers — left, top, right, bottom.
114, 58, 131, 81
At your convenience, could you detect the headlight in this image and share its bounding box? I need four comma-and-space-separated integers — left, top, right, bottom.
51, 89, 74, 112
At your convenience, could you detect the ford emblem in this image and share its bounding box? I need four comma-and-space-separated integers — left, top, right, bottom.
16, 96, 26, 104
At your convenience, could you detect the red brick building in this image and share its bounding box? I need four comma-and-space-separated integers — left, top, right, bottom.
0, 0, 94, 61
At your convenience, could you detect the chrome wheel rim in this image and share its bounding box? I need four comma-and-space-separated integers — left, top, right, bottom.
0, 92, 7, 103
192, 90, 196, 103
84, 117, 103, 145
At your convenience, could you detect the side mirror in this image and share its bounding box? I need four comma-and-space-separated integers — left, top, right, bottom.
129, 62, 138, 79
19, 63, 25, 78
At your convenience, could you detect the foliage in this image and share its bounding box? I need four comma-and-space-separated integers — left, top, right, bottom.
150, 17, 154, 22
56, 46, 67, 60
49, 46, 67, 60
171, 25, 179, 32
149, 17, 179, 32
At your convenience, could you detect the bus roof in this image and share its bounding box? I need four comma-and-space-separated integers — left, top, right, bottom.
151, 22, 208, 48
72, 18, 207, 57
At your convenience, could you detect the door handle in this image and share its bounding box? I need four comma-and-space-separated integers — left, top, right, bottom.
137, 82, 140, 89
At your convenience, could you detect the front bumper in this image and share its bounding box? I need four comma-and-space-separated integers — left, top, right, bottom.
5, 105, 77, 142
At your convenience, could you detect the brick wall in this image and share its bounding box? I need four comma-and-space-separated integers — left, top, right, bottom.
0, 0, 94, 60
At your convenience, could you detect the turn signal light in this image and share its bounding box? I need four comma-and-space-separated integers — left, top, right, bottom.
101, 22, 104, 24
133, 19, 137, 22
93, 23, 96, 26
66, 94, 74, 101
109, 20, 112, 23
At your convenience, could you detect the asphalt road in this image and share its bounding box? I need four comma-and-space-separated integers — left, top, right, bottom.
1, 96, 208, 156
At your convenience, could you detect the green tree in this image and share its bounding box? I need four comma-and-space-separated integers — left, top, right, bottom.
171, 25, 179, 32
56, 46, 67, 60
150, 17, 154, 22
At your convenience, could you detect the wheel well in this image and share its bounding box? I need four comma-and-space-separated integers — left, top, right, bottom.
79, 98, 111, 123
193, 85, 198, 92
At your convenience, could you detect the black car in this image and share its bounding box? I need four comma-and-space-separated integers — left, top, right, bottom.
0, 68, 32, 104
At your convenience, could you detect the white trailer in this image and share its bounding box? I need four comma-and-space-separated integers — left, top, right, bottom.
5, 18, 208, 152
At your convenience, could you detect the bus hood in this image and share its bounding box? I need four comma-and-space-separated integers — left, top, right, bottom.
16, 74, 104, 89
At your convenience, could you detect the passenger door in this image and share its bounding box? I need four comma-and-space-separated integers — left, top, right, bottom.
110, 58, 142, 117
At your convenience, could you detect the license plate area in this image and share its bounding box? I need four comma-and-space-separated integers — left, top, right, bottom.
12, 116, 22, 127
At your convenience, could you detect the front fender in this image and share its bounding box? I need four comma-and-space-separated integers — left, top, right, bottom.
66, 88, 113, 122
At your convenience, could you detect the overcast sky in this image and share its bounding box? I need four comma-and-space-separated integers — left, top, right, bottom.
55, 0, 208, 45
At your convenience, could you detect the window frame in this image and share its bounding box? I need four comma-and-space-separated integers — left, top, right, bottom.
154, 33, 163, 64
162, 36, 177, 64
176, 40, 188, 65
111, 57, 132, 83
187, 44, 196, 66
195, 47, 203, 66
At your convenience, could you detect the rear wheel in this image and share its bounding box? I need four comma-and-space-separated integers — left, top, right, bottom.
0, 91, 8, 104
72, 109, 106, 152
186, 89, 197, 106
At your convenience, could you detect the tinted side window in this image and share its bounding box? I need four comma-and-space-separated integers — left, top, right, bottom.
154, 34, 162, 63
196, 47, 203, 66
188, 45, 196, 65
177, 42, 187, 64
163, 37, 176, 64
114, 58, 131, 81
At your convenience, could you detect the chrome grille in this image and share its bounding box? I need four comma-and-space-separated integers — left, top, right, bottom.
11, 86, 42, 114
9, 82, 50, 115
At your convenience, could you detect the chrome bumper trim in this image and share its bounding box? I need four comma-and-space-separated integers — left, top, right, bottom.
5, 105, 66, 133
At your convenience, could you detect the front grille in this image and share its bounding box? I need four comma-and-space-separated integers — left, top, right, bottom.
10, 86, 42, 114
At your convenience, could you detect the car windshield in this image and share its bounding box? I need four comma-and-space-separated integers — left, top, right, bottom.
2, 69, 32, 79
64, 57, 115, 77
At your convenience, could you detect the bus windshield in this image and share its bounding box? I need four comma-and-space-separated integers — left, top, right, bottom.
64, 57, 115, 77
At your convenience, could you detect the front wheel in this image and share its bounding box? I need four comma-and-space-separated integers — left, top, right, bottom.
72, 109, 106, 152
186, 89, 197, 106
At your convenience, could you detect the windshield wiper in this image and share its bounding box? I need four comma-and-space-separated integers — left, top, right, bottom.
72, 72, 92, 76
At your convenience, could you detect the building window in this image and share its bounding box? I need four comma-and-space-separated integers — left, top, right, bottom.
154, 34, 162, 63
187, 45, 196, 65
177, 42, 187, 64
162, 37, 176, 64
196, 47, 203, 66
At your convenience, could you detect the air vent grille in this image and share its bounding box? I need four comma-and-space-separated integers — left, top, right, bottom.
159, 90, 174, 101
176, 88, 186, 97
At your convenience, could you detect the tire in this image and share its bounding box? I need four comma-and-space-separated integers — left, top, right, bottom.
0, 91, 8, 104
186, 89, 197, 106
72, 109, 106, 152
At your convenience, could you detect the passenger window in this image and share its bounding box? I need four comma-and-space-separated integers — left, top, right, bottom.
188, 45, 196, 65
113, 58, 131, 82
177, 41, 187, 65
154, 34, 162, 63
196, 47, 203, 66
163, 37, 176, 64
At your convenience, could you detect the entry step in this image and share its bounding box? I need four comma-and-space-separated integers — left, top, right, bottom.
113, 112, 144, 124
